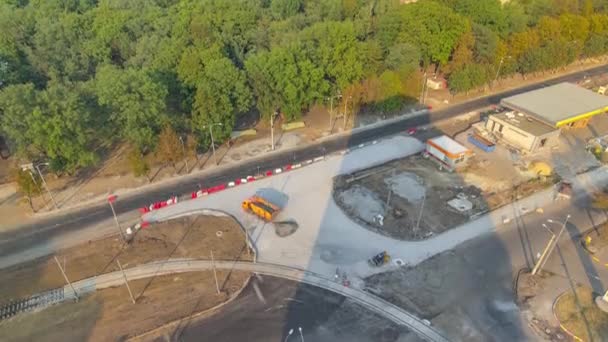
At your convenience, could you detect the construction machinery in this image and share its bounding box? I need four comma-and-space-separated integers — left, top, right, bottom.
368, 251, 391, 267
242, 188, 288, 221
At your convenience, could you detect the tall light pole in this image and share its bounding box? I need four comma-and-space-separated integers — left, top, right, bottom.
179, 136, 188, 173
35, 162, 58, 210
327, 93, 342, 133
202, 123, 222, 165
493, 56, 511, 86
415, 193, 426, 232
271, 110, 279, 151
284, 329, 294, 342
107, 194, 124, 240
532, 215, 571, 275
298, 327, 304, 342
420, 71, 428, 104
343, 95, 352, 129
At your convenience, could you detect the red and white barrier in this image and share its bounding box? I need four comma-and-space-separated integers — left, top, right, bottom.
141, 148, 336, 218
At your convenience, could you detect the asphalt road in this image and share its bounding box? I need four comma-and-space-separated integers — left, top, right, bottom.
2, 64, 608, 257
166, 276, 409, 342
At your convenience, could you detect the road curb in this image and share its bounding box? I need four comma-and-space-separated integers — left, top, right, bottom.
552, 289, 585, 342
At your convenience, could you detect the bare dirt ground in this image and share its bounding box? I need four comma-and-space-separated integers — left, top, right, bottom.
0, 214, 251, 303
333, 146, 556, 241
0, 270, 249, 342
334, 155, 487, 241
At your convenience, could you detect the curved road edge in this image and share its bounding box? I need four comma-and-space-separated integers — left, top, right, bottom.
65, 259, 450, 342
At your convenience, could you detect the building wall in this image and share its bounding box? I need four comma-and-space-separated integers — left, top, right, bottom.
486, 117, 560, 152
486, 117, 536, 151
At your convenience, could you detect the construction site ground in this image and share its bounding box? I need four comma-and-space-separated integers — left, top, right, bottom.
141, 276, 416, 342
0, 270, 249, 342
333, 151, 554, 241
364, 231, 536, 341
0, 214, 251, 303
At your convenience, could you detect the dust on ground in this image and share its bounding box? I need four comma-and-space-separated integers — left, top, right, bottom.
333, 155, 489, 241
0, 214, 251, 304
0, 270, 250, 342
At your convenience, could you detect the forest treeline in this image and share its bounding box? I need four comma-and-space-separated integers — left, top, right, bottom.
1, 0, 607, 173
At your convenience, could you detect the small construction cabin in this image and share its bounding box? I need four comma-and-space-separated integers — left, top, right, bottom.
485, 82, 608, 152
425, 135, 473, 170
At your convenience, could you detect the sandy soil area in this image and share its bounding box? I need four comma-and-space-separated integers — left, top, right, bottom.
0, 270, 249, 342
0, 214, 251, 303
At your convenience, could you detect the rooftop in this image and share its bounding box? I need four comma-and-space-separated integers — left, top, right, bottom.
428, 135, 470, 154
491, 112, 557, 137
500, 82, 608, 127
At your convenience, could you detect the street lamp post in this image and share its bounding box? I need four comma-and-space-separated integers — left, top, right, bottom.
179, 136, 188, 173
493, 56, 511, 86
327, 93, 342, 133
298, 327, 304, 342
107, 194, 124, 240
270, 110, 279, 151
343, 95, 352, 129
202, 123, 222, 165
284, 329, 294, 342
532, 215, 571, 275
35, 163, 59, 210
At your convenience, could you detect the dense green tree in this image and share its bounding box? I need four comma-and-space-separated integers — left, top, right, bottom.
0, 82, 98, 172
397, 1, 468, 66
95, 64, 168, 151
179, 46, 252, 142
385, 43, 420, 71
271, 0, 303, 20
300, 21, 365, 89
246, 44, 328, 121
2, 0, 608, 175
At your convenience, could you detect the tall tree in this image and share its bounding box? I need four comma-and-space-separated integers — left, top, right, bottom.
155, 124, 183, 169
95, 64, 168, 151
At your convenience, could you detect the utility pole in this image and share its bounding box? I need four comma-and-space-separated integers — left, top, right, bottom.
327, 93, 342, 133
54, 256, 78, 301
35, 163, 58, 210
420, 72, 428, 104
532, 215, 570, 275
179, 136, 188, 173
271, 110, 279, 151
493, 56, 510, 87
210, 250, 220, 295
203, 123, 222, 165
107, 195, 124, 240
415, 193, 426, 231
384, 189, 392, 215
343, 96, 352, 129
116, 259, 136, 304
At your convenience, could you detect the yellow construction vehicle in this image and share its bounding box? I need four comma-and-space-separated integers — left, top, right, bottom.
242, 189, 288, 222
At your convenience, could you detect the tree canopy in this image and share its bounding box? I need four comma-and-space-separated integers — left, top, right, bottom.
1, 0, 607, 173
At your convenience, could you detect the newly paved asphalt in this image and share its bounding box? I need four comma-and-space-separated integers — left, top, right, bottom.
2, 64, 608, 258
167, 276, 410, 342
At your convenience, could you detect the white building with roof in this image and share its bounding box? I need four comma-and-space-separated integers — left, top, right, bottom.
425, 135, 472, 170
